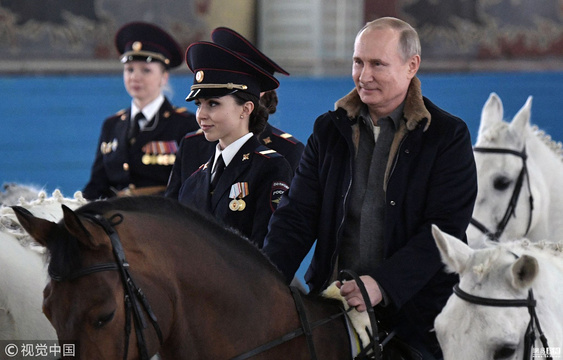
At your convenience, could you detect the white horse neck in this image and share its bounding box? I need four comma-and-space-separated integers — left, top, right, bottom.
0, 232, 56, 340
524, 127, 563, 240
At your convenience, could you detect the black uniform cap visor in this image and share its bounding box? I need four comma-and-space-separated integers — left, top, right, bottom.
185, 88, 238, 101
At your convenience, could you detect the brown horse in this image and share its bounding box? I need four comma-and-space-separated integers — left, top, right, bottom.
13, 196, 354, 360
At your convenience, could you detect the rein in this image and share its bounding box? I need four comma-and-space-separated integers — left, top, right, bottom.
470, 146, 534, 241
49, 213, 163, 360
453, 283, 551, 360
231, 270, 381, 360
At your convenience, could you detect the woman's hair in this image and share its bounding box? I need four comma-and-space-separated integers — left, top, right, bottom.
233, 91, 269, 135
260, 90, 278, 115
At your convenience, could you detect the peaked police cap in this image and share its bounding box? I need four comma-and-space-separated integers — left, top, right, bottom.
185, 41, 279, 101
211, 27, 289, 76
115, 21, 183, 69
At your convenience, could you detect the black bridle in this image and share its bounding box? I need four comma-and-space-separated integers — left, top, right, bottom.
453, 282, 551, 359
49, 213, 163, 360
470, 147, 534, 241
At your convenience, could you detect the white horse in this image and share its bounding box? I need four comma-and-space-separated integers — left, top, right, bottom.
0, 190, 87, 341
468, 93, 563, 248
432, 225, 563, 360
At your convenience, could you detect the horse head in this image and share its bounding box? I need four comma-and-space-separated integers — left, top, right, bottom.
469, 93, 552, 247
432, 225, 562, 360
12, 203, 160, 360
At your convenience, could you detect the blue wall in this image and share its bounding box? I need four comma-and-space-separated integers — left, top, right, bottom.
2, 72, 562, 195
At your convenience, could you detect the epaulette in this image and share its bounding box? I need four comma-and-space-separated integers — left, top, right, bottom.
255, 145, 282, 158
111, 109, 128, 121
270, 128, 299, 144
184, 129, 204, 139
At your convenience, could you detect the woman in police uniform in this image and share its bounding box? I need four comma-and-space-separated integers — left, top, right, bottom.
82, 21, 198, 200
177, 41, 292, 248
165, 27, 304, 200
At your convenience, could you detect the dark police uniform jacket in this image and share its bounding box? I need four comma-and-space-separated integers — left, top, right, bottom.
165, 123, 303, 199
83, 97, 198, 200
177, 136, 292, 248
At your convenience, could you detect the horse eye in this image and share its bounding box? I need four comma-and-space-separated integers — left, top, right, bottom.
493, 345, 516, 359
94, 311, 115, 328
493, 176, 511, 191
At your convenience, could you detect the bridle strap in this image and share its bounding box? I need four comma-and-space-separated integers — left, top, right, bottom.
453, 284, 552, 360
453, 284, 532, 308
88, 213, 164, 360
338, 269, 382, 359
290, 286, 317, 360
50, 213, 164, 360
230, 298, 351, 360
471, 146, 534, 241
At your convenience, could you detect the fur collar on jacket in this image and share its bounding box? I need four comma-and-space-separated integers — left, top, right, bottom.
333, 76, 431, 130
333, 76, 431, 190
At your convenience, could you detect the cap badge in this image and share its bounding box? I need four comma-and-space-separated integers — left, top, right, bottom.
132, 41, 143, 51
195, 70, 204, 83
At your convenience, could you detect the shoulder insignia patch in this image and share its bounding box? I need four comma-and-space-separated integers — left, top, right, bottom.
175, 107, 188, 113
256, 145, 282, 158
270, 181, 289, 211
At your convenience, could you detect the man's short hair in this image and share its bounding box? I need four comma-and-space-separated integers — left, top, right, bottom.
357, 17, 421, 62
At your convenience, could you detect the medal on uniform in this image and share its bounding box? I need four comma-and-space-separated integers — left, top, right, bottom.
229, 199, 240, 211
142, 154, 151, 165
229, 182, 249, 211
237, 199, 246, 210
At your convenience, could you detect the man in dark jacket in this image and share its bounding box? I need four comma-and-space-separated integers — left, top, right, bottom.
262, 17, 477, 359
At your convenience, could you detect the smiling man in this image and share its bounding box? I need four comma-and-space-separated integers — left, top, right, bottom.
263, 17, 477, 359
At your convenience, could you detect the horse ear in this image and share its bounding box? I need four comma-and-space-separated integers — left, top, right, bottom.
61, 205, 102, 249
478, 92, 503, 137
431, 224, 473, 274
509, 96, 532, 137
510, 254, 538, 289
11, 205, 58, 247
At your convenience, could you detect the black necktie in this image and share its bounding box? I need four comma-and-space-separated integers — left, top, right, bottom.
210, 154, 225, 190
128, 112, 144, 143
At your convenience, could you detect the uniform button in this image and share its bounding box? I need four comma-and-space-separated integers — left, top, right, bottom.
390, 200, 396, 206
123, 163, 129, 171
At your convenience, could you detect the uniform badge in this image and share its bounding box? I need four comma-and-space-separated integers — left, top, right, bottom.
270, 181, 289, 211
196, 70, 204, 83
141, 141, 178, 166
242, 153, 250, 161
229, 182, 249, 212
101, 138, 118, 154
263, 137, 272, 144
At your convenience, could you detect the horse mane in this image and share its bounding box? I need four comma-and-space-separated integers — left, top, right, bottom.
0, 189, 86, 251
473, 238, 563, 278
530, 125, 563, 160
68, 196, 287, 282
479, 120, 563, 161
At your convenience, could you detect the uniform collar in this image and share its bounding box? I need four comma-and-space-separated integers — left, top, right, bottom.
131, 94, 165, 122
213, 132, 254, 171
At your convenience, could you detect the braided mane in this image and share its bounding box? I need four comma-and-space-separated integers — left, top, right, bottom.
530, 125, 563, 160
0, 189, 87, 250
